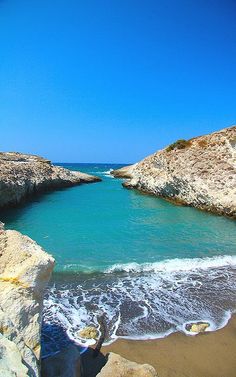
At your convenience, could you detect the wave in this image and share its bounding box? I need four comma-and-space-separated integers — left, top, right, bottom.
101, 169, 114, 178
86, 169, 114, 178
42, 254, 236, 352
105, 255, 236, 274
60, 255, 236, 275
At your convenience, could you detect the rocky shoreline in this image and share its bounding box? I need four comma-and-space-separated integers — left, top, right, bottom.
0, 152, 98, 376
0, 152, 157, 376
0, 152, 101, 208
2, 138, 234, 374
111, 126, 236, 218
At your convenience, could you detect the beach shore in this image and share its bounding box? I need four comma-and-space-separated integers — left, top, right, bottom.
102, 315, 236, 377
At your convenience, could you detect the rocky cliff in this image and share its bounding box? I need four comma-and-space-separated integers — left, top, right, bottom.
112, 126, 236, 218
0, 222, 54, 376
0, 152, 101, 208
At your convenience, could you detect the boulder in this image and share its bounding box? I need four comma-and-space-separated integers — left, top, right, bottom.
188, 322, 210, 333
96, 352, 158, 377
78, 326, 98, 340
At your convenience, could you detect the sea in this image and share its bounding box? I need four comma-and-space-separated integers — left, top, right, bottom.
1, 163, 236, 357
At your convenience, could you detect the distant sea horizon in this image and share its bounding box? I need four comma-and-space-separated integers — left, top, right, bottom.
54, 161, 133, 165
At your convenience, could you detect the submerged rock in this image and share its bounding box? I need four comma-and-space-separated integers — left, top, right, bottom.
0, 151, 101, 208
96, 352, 158, 377
113, 126, 236, 218
0, 226, 55, 376
78, 326, 98, 340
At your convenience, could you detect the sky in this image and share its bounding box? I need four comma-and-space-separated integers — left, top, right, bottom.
0, 0, 236, 163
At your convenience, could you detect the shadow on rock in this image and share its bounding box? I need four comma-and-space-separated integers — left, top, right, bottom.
41, 322, 107, 377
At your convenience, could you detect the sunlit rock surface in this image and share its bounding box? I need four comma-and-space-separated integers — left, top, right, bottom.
0, 152, 101, 208
114, 126, 236, 218
96, 352, 158, 377
0, 224, 54, 376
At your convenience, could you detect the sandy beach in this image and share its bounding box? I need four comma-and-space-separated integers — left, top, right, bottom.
102, 315, 236, 377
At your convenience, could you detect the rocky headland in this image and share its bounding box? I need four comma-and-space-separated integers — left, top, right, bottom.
0, 224, 158, 377
0, 152, 101, 208
112, 126, 236, 218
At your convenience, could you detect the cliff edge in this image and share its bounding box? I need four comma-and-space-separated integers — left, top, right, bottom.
0, 152, 101, 208
112, 126, 236, 218
0, 222, 55, 376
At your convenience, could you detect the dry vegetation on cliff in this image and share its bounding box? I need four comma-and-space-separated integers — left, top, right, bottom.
113, 126, 236, 218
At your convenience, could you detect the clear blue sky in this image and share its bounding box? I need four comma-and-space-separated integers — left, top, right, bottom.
0, 0, 235, 163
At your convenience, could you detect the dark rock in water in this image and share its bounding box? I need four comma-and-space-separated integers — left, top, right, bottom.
0, 152, 101, 208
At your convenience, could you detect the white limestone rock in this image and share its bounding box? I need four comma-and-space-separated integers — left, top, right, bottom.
0, 227, 55, 376
118, 126, 236, 218
0, 334, 29, 377
0, 152, 101, 208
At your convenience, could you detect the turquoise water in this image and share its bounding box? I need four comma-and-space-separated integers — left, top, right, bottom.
1, 163, 235, 272
1, 163, 236, 354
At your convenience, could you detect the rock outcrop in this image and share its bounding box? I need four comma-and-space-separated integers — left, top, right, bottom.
113, 126, 236, 218
96, 352, 158, 377
111, 165, 134, 179
0, 152, 101, 208
0, 223, 55, 376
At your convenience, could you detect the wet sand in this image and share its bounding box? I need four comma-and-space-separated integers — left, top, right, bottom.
102, 315, 236, 377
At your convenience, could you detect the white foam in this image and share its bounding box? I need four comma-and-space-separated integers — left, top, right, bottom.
179, 310, 232, 336
103, 169, 112, 174
105, 255, 236, 274
99, 169, 115, 178
43, 254, 236, 349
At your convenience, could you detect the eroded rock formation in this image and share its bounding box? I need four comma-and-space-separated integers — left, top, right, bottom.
0, 152, 101, 208
0, 223, 54, 376
113, 126, 236, 218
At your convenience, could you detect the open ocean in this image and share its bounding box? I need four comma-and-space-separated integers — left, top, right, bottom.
1, 163, 236, 357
